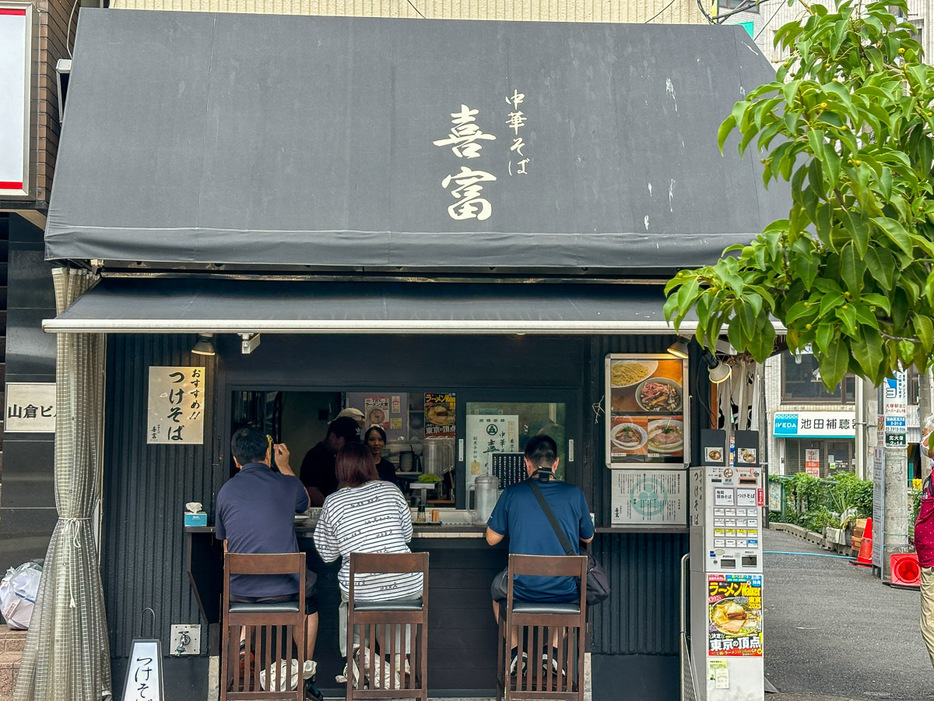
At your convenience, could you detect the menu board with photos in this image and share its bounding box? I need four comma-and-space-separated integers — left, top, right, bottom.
605, 353, 689, 468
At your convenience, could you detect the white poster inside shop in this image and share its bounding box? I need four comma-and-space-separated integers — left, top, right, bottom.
466, 415, 518, 487
611, 469, 686, 526
147, 366, 205, 445
5, 382, 55, 433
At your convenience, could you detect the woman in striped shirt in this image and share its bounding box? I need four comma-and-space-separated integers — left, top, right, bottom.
313, 442, 423, 665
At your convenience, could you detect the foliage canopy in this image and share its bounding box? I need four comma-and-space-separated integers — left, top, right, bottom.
664, 0, 934, 389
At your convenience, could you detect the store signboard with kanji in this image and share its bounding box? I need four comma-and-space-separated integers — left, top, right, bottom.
147, 367, 205, 444
707, 573, 762, 657
772, 411, 855, 438
5, 382, 55, 432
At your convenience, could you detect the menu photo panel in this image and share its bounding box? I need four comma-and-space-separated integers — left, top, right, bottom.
605, 353, 689, 468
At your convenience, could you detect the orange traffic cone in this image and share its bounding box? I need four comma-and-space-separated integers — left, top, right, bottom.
852, 518, 873, 567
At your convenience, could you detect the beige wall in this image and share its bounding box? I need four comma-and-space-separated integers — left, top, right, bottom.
111, 0, 708, 24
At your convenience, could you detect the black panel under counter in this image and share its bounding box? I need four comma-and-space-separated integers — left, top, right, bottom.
188, 522, 506, 696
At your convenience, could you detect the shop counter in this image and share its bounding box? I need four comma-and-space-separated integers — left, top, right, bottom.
185, 519, 505, 695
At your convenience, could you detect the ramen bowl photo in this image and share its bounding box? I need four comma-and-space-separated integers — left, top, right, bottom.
611, 422, 647, 451
709, 598, 759, 637
646, 419, 684, 453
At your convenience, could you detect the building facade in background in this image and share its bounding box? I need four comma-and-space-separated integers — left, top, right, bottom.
720, 0, 934, 62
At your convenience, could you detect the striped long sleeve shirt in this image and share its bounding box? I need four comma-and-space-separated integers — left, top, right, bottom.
313, 480, 423, 600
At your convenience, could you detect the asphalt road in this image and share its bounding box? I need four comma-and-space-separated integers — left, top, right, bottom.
763, 527, 932, 701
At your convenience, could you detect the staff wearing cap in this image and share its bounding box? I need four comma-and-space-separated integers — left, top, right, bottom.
300, 416, 361, 506
336, 407, 366, 429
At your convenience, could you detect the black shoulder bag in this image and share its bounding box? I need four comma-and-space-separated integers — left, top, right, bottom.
527, 479, 610, 606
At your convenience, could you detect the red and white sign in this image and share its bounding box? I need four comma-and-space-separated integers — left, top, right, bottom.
805, 448, 820, 477
0, 4, 31, 197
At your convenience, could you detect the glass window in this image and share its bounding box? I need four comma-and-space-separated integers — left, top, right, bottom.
719, 0, 759, 12
784, 439, 854, 477
465, 401, 567, 482
782, 352, 855, 403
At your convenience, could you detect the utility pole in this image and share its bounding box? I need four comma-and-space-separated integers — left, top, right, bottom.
881, 372, 909, 584
920, 368, 932, 482
855, 378, 871, 480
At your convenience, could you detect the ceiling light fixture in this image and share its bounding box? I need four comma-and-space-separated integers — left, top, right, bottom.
667, 336, 690, 359
191, 333, 216, 356
702, 349, 731, 384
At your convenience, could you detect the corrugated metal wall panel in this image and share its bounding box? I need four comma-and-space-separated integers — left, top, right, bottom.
591, 532, 688, 654
585, 335, 699, 656
101, 334, 218, 657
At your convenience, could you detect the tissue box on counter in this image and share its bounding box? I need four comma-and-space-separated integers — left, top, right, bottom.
184, 512, 207, 527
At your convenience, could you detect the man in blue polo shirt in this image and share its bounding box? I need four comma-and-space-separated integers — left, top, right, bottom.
485, 434, 594, 674
216, 427, 322, 701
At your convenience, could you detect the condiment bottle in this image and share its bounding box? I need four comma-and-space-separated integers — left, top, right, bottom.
417, 504, 426, 523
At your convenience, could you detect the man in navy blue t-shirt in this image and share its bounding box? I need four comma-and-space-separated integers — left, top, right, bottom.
485, 434, 594, 672
216, 427, 322, 700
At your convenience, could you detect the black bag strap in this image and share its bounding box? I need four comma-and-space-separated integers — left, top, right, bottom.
925, 474, 934, 499
527, 479, 575, 556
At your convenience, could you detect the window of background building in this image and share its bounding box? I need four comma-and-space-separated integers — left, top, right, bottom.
781, 352, 855, 403
719, 0, 760, 11
784, 439, 854, 477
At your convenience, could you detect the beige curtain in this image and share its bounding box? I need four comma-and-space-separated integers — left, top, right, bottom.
14, 268, 112, 700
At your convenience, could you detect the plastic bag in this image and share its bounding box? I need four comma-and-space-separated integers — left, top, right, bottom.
0, 560, 42, 630
259, 658, 315, 691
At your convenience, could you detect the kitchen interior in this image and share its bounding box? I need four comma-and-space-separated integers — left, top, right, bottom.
230, 389, 569, 525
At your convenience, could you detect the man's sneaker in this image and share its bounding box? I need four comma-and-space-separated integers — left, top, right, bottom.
509, 649, 528, 675
542, 648, 566, 677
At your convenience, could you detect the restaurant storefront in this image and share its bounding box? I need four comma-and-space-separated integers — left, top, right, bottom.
21, 9, 788, 701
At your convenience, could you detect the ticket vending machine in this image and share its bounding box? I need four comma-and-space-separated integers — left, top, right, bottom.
689, 430, 765, 700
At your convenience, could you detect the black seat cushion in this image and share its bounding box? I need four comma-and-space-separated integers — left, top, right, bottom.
229, 601, 301, 613
353, 597, 424, 612
511, 602, 581, 615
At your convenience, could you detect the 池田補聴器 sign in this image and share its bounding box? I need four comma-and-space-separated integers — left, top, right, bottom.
0, 5, 32, 197
772, 411, 855, 438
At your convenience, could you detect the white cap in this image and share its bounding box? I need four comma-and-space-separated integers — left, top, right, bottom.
337, 408, 365, 421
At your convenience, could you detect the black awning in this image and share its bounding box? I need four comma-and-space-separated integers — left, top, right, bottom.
46, 10, 788, 272
42, 277, 692, 334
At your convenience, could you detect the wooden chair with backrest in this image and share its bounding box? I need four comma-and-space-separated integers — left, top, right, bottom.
221, 552, 306, 701
496, 553, 588, 701
346, 551, 430, 701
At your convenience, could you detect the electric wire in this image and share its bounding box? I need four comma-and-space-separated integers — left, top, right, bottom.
754, 0, 786, 41
645, 0, 679, 23
405, 0, 427, 19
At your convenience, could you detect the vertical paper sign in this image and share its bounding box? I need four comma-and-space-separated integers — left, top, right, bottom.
147, 367, 205, 445
805, 449, 820, 477
5, 382, 55, 432
466, 415, 519, 486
